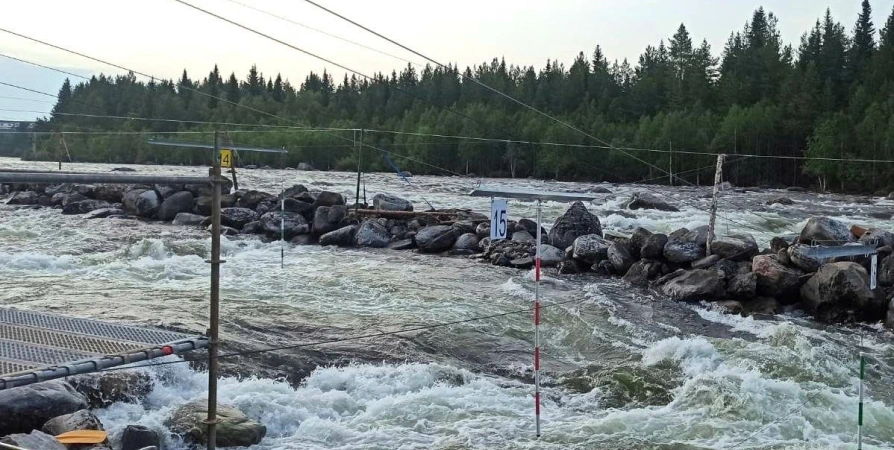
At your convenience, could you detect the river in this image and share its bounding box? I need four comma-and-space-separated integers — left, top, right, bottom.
1, 157, 893, 449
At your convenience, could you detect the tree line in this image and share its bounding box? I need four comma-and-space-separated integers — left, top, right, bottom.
7, 1, 894, 192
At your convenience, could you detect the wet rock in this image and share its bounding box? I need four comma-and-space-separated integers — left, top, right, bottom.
62, 199, 112, 215
661, 269, 723, 301
623, 259, 664, 286
93, 185, 128, 203
242, 221, 262, 234
752, 255, 806, 299
668, 227, 689, 241
172, 212, 207, 226
548, 201, 602, 249
710, 234, 758, 261
777, 248, 792, 266
727, 272, 757, 299
572, 234, 610, 264
276, 198, 314, 217
290, 235, 313, 245
786, 244, 827, 272
558, 259, 581, 275
475, 223, 490, 239
157, 191, 194, 221
453, 220, 477, 235
54, 191, 87, 206
164, 399, 266, 448
283, 184, 308, 198
716, 300, 744, 315
516, 218, 545, 237
6, 190, 39, 205
512, 230, 535, 243
770, 236, 791, 253
800, 262, 885, 322
259, 211, 309, 240
415, 225, 458, 253
313, 191, 346, 208
220, 207, 260, 229
640, 233, 668, 260
111, 167, 136, 172
859, 228, 894, 248
663, 240, 705, 264
869, 211, 892, 220
878, 254, 894, 287
186, 178, 233, 197
629, 227, 652, 259
312, 205, 347, 236
193, 195, 234, 216
41, 410, 103, 436
297, 162, 315, 171
317, 225, 354, 246
372, 193, 413, 212
0, 380, 88, 435
453, 233, 480, 252
538, 244, 565, 267
608, 241, 635, 273
691, 254, 720, 269
510, 256, 534, 269
68, 372, 152, 409
746, 297, 780, 315
887, 298, 894, 329
84, 207, 123, 219
766, 196, 794, 205
387, 238, 415, 250
715, 259, 740, 280
799, 216, 854, 245
355, 220, 392, 248
626, 192, 679, 212
235, 190, 273, 211
130, 189, 162, 218
1, 431, 66, 450
121, 425, 159, 450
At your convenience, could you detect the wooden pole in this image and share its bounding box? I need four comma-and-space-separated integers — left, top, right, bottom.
706, 153, 725, 256
205, 130, 222, 450
355, 129, 362, 213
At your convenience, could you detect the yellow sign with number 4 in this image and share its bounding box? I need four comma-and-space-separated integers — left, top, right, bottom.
220, 149, 233, 168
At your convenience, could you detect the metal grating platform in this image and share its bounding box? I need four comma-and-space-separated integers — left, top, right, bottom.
0, 307, 208, 387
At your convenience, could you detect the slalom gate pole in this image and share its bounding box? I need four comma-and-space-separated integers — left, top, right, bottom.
534, 199, 542, 438
858, 351, 865, 449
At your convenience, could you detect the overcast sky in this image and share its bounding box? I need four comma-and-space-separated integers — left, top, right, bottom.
2, 0, 893, 121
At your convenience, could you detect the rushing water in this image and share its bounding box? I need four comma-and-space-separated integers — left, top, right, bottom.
1, 157, 893, 449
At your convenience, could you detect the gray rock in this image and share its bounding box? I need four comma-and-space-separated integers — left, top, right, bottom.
0, 381, 88, 435
683, 225, 710, 247
453, 233, 480, 251
669, 227, 690, 241
475, 223, 490, 239
710, 234, 758, 261
799, 217, 854, 245
626, 192, 679, 212
887, 297, 894, 330
746, 297, 781, 315
770, 236, 791, 253
172, 212, 207, 226
691, 254, 720, 269
766, 196, 794, 205
355, 221, 392, 248
629, 227, 652, 259
93, 185, 128, 203
572, 234, 610, 264
62, 199, 112, 215
164, 399, 266, 448
68, 371, 153, 409
1, 431, 67, 450
387, 238, 415, 250
56, 192, 87, 206
319, 225, 357, 246
727, 272, 757, 299
752, 255, 806, 299
313, 191, 346, 208
663, 240, 705, 264
415, 225, 458, 253
640, 233, 668, 260
548, 201, 602, 249
372, 193, 413, 211
41, 410, 103, 436
538, 244, 565, 267
716, 300, 744, 315
221, 207, 260, 229
512, 230, 535, 243
283, 184, 308, 198
787, 244, 827, 272
134, 190, 162, 217
121, 425, 160, 450
242, 221, 262, 234
312, 205, 347, 235
83, 207, 123, 219
800, 262, 886, 322
278, 198, 314, 216
878, 254, 894, 287
608, 241, 635, 273
158, 191, 194, 221
6, 191, 39, 205
859, 228, 894, 248
558, 259, 581, 275
516, 218, 544, 237
297, 162, 315, 171
623, 259, 664, 286
510, 256, 535, 268
235, 190, 273, 211
111, 167, 136, 172
259, 211, 309, 239
661, 269, 723, 301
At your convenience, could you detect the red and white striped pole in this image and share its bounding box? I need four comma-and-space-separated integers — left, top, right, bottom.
534, 199, 542, 438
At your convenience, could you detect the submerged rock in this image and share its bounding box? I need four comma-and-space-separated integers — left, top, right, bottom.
172, 212, 207, 226
548, 201, 602, 249
626, 192, 679, 212
164, 399, 266, 448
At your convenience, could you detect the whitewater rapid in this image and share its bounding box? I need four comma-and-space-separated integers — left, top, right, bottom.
1, 158, 893, 449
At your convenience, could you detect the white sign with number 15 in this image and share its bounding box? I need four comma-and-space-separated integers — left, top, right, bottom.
490, 199, 509, 241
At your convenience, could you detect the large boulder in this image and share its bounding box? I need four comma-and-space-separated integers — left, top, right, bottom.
128, 189, 162, 218
61, 199, 111, 215
312, 205, 347, 236
319, 225, 357, 246
800, 262, 885, 322
726, 272, 757, 299
887, 298, 894, 330
220, 207, 260, 229
68, 372, 153, 408
572, 234, 611, 264
859, 228, 894, 248
158, 191, 194, 221
164, 399, 266, 448
372, 193, 413, 212
1, 431, 66, 450
41, 410, 103, 436
512, 230, 535, 243
629, 227, 653, 259
415, 225, 458, 253
6, 191, 39, 205
279, 198, 314, 217
84, 207, 123, 219
538, 244, 565, 267
0, 381, 88, 435
548, 201, 602, 249
235, 190, 273, 211
259, 211, 309, 239
121, 425, 160, 450
752, 255, 806, 299
55, 192, 87, 207
92, 184, 128, 203
623, 259, 664, 286
799, 217, 854, 245
355, 220, 392, 248
786, 244, 827, 273
313, 191, 346, 208
453, 233, 480, 252
172, 212, 207, 226
663, 240, 705, 264
283, 184, 308, 198
640, 233, 668, 260
608, 241, 635, 273
878, 254, 894, 287
661, 269, 723, 301
710, 234, 758, 261
626, 192, 679, 212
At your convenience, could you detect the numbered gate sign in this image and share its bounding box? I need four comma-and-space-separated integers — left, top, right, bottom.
490, 199, 509, 241
220, 149, 234, 168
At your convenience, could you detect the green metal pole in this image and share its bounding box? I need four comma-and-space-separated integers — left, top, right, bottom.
858, 351, 865, 449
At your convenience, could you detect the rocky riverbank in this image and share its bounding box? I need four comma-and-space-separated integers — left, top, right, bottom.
3, 179, 893, 331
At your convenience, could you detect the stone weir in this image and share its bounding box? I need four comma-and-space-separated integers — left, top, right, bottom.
3, 181, 893, 330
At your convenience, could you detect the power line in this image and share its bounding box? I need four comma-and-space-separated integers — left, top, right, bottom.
0, 95, 55, 104
0, 52, 89, 81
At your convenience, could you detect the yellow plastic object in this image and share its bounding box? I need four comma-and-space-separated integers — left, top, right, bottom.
55, 430, 108, 445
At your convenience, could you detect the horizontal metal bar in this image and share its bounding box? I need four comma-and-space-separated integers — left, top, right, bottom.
148, 140, 287, 153
0, 337, 209, 390
470, 185, 599, 202
802, 245, 878, 259
0, 172, 215, 185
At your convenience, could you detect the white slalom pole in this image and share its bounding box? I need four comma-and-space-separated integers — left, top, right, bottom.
534, 199, 542, 438
280, 194, 285, 269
